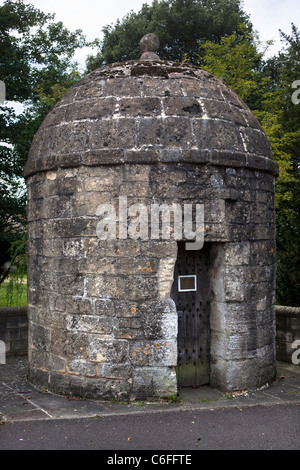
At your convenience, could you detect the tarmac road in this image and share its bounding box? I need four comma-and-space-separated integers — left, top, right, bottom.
0, 357, 300, 452
0, 403, 299, 451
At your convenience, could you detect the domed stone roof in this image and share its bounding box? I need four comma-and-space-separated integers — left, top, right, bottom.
24, 59, 278, 179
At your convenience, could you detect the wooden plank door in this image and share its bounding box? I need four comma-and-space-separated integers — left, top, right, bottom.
171, 242, 210, 387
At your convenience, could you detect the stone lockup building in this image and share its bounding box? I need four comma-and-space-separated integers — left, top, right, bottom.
24, 35, 278, 400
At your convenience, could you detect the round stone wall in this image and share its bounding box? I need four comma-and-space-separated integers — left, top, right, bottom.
25, 60, 278, 399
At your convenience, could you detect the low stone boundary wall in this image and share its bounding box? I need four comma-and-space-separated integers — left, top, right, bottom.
0, 306, 28, 357
0, 305, 299, 363
276, 306, 300, 363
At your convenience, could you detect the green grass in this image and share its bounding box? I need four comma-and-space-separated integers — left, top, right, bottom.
0, 281, 27, 307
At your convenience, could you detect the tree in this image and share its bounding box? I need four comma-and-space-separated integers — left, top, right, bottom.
86, 0, 252, 71
199, 24, 300, 306
268, 24, 300, 306
198, 23, 272, 106
0, 0, 87, 285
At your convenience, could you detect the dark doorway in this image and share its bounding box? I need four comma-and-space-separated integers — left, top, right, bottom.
171, 242, 210, 387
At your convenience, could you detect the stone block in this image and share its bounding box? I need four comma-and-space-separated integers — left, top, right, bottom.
160, 312, 178, 340
114, 316, 144, 340
62, 238, 87, 258
78, 256, 116, 275
42, 103, 67, 127
129, 340, 177, 367
97, 363, 131, 380
66, 314, 114, 335
84, 170, 120, 191
85, 274, 126, 299
27, 237, 43, 256
202, 99, 247, 126
123, 164, 150, 182
28, 366, 49, 389
56, 153, 81, 169
104, 77, 142, 97
240, 127, 273, 158
193, 119, 244, 152
52, 218, 99, 238
132, 366, 177, 398
224, 266, 245, 302
150, 166, 187, 184
225, 200, 250, 224
138, 117, 193, 147
67, 297, 92, 315
158, 257, 176, 300
81, 375, 131, 400
119, 97, 161, 116
72, 192, 111, 217
204, 199, 226, 224
67, 359, 97, 377
245, 281, 270, 302
50, 330, 84, 359
55, 175, 82, 195
119, 181, 150, 197
245, 265, 274, 284
163, 96, 203, 116
95, 298, 115, 316
29, 323, 51, 353
46, 353, 66, 372
142, 76, 183, 97
50, 371, 83, 397
224, 242, 250, 266
55, 121, 90, 154
181, 76, 223, 100
51, 272, 84, 297
114, 257, 158, 276
161, 117, 193, 147
210, 350, 276, 391
125, 148, 160, 164
125, 275, 158, 300
82, 149, 125, 166
141, 240, 177, 258
65, 97, 116, 121
90, 118, 137, 149
28, 306, 66, 331
29, 348, 47, 368
88, 338, 128, 364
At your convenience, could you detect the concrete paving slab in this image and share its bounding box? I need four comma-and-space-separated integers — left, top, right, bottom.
0, 357, 299, 423
178, 385, 225, 404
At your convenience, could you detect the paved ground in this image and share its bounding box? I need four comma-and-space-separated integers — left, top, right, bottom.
0, 404, 299, 451
0, 357, 299, 450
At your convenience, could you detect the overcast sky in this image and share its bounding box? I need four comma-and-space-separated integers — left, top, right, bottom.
2, 0, 299, 69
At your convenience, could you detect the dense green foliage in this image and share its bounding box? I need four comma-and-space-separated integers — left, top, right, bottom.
86, 0, 252, 70
197, 23, 300, 306
0, 0, 87, 287
268, 26, 300, 306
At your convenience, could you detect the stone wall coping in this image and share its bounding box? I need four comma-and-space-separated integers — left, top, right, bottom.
0, 306, 28, 317
275, 306, 300, 317
24, 150, 279, 179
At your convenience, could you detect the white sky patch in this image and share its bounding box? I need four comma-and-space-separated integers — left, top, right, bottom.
1, 0, 297, 70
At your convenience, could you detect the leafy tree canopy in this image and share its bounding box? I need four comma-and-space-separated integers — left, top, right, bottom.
86, 0, 252, 70
199, 23, 300, 306
269, 24, 300, 306
0, 0, 88, 283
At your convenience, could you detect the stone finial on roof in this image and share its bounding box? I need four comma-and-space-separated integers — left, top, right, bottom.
139, 33, 160, 60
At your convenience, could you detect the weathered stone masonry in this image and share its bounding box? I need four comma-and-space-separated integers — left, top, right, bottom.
24, 59, 278, 399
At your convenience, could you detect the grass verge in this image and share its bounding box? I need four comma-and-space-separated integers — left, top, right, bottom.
0, 281, 27, 307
